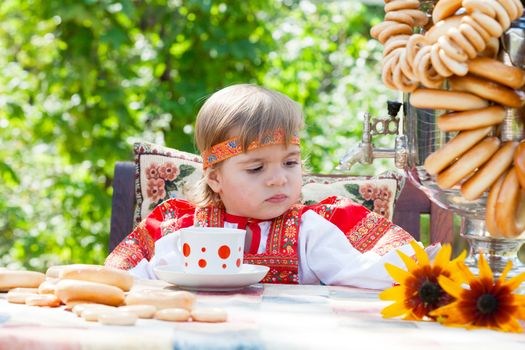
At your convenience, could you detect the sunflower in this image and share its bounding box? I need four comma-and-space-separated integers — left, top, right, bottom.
431, 254, 525, 333
379, 241, 465, 320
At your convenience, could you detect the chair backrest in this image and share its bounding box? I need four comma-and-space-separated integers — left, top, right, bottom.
109, 161, 454, 253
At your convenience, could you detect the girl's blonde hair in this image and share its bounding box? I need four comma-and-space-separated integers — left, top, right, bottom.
189, 84, 304, 207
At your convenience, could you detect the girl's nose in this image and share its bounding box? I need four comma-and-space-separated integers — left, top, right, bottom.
266, 171, 287, 187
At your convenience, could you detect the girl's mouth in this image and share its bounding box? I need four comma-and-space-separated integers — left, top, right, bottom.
266, 194, 288, 203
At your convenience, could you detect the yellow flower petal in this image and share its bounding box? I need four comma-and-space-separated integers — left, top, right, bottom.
433, 244, 451, 270
496, 315, 524, 333
478, 254, 493, 284
504, 271, 525, 291
515, 297, 525, 319
437, 275, 462, 299
498, 261, 513, 282
397, 250, 418, 272
379, 286, 406, 301
452, 250, 467, 264
384, 263, 411, 284
457, 261, 477, 284
381, 301, 408, 318
402, 312, 419, 321
410, 240, 430, 267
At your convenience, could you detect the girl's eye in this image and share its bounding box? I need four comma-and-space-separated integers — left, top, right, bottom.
285, 160, 299, 167
246, 165, 263, 174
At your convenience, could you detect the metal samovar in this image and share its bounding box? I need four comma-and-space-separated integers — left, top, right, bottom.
339, 17, 525, 277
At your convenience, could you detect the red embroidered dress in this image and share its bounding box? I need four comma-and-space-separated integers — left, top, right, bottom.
106, 196, 413, 284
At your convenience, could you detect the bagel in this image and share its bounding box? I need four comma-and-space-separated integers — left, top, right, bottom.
385, 10, 415, 26
468, 57, 525, 89
25, 294, 61, 307
470, 11, 503, 37
38, 279, 58, 295
191, 308, 228, 323
125, 289, 196, 311
385, 0, 420, 13
425, 15, 466, 44
486, 173, 507, 237
436, 137, 500, 189
461, 141, 518, 200
437, 106, 505, 131
46, 264, 98, 279
65, 300, 96, 311
155, 308, 191, 322
82, 306, 119, 321
431, 44, 454, 77
409, 88, 489, 111
432, 0, 462, 24
438, 48, 469, 76
60, 265, 133, 292
423, 126, 493, 175
73, 303, 106, 317
514, 141, 525, 189
495, 168, 525, 238
6, 288, 39, 304
118, 305, 157, 319
463, 0, 496, 16
449, 75, 524, 108
461, 15, 491, 42
403, 9, 429, 26
55, 279, 125, 306
98, 311, 138, 326
447, 27, 477, 59
0, 270, 45, 292
438, 35, 468, 62
378, 23, 414, 45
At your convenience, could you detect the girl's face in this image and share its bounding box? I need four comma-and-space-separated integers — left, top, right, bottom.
207, 143, 302, 220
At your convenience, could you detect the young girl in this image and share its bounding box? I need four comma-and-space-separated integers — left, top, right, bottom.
106, 84, 436, 289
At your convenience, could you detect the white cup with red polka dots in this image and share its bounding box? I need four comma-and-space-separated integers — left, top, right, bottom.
179, 227, 246, 274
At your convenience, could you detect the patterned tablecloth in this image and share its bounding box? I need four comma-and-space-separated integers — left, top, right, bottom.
0, 280, 524, 350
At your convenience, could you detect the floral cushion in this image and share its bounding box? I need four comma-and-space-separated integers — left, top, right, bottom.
133, 142, 403, 226
302, 174, 402, 220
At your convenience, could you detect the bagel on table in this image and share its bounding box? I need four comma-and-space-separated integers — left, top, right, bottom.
60, 265, 133, 292
0, 270, 45, 292
55, 279, 125, 306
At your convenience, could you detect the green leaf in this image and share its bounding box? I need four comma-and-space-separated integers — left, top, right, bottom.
165, 181, 178, 192
344, 184, 361, 198
176, 164, 196, 181
0, 161, 20, 185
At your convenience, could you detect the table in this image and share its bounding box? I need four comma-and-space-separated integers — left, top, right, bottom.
1, 280, 524, 350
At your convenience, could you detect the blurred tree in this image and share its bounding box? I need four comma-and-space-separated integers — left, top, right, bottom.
0, 0, 390, 269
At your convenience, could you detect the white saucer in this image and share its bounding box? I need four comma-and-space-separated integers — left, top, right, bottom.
154, 264, 270, 291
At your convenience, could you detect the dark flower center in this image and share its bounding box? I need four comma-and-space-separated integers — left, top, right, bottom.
419, 280, 441, 305
476, 294, 499, 315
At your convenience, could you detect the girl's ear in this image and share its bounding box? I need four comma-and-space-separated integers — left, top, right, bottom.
206, 168, 222, 194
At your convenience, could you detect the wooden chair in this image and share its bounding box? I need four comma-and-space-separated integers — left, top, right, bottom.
109, 161, 454, 253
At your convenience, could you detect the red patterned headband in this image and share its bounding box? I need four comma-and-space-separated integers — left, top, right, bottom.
202, 129, 300, 169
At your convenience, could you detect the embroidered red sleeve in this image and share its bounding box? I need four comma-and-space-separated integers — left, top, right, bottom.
306, 196, 370, 233
305, 196, 413, 255
105, 199, 196, 270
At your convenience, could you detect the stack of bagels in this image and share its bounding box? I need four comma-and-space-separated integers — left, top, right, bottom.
1, 265, 227, 325
371, 0, 525, 238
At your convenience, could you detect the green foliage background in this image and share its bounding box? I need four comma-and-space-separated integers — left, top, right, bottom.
0, 0, 397, 270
